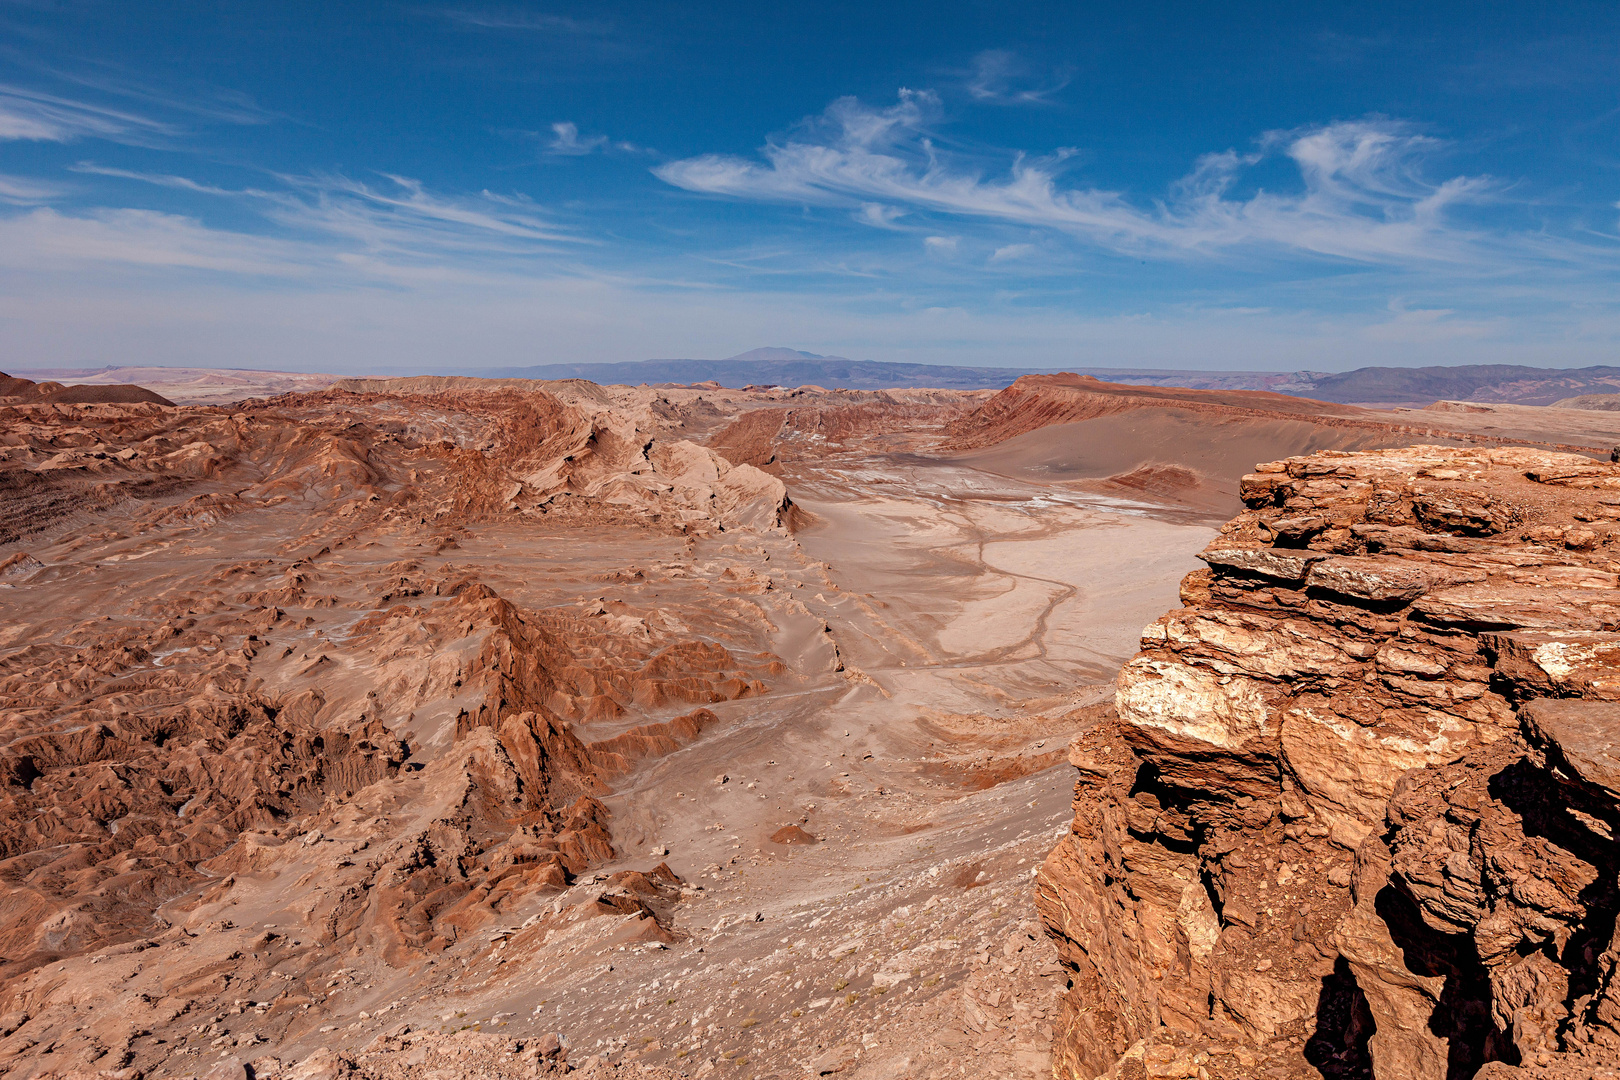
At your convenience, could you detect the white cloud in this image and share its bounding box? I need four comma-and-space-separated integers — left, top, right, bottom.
966, 50, 1070, 104
1361, 298, 1496, 343
0, 207, 315, 276
656, 95, 1597, 271
0, 84, 175, 144
0, 164, 1616, 374
71, 163, 250, 197
67, 166, 581, 261
40, 70, 283, 127
856, 202, 906, 228
276, 173, 580, 250
548, 121, 609, 156
0, 173, 62, 204
443, 9, 607, 33
990, 243, 1035, 262
0, 169, 585, 287
656, 89, 943, 203
3, 88, 1617, 376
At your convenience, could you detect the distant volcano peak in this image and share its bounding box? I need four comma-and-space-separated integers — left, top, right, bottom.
718, 346, 843, 363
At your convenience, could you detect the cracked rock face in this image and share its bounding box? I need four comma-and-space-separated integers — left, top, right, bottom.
1036, 445, 1620, 1079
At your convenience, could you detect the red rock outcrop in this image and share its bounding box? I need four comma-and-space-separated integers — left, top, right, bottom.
944, 375, 1614, 468
945, 375, 1389, 451
1037, 445, 1620, 1079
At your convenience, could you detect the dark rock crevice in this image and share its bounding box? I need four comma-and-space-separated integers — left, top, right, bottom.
1306, 958, 1377, 1080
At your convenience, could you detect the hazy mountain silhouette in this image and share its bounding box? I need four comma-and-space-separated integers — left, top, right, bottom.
480, 348, 1065, 390
467, 350, 1620, 403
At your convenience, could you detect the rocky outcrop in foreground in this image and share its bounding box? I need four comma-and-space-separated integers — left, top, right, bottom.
1038, 445, 1620, 1079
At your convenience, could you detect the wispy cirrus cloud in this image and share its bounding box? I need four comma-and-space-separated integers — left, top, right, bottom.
989, 242, 1036, 262
3, 162, 1617, 374
966, 50, 1071, 104
0, 206, 316, 276
70, 162, 252, 197
540, 120, 648, 156
443, 8, 608, 33
34, 166, 584, 282
547, 121, 608, 155
654, 91, 1605, 272
0, 172, 63, 204
277, 173, 580, 250
0, 83, 177, 143
655, 91, 941, 203
1361, 298, 1498, 343
855, 202, 907, 228
38, 67, 285, 127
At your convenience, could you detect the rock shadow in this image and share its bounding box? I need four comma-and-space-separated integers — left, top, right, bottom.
1304, 956, 1375, 1080
1376, 884, 1518, 1079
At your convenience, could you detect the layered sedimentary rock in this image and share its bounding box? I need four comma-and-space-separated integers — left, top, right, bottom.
1037, 445, 1620, 1079
944, 374, 1376, 450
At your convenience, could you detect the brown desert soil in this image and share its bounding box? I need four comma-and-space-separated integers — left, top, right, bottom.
1, 372, 1619, 1080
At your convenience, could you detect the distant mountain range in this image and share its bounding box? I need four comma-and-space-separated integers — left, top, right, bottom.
481, 348, 1620, 405
479, 348, 1056, 390
22, 350, 1620, 406
1293, 364, 1620, 406
482, 347, 1317, 393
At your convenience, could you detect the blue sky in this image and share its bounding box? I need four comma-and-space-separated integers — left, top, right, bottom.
3, 1, 1620, 373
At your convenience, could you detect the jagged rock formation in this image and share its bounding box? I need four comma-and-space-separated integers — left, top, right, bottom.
1037, 445, 1620, 1079
0, 384, 800, 1077
707, 398, 980, 472
0, 383, 798, 545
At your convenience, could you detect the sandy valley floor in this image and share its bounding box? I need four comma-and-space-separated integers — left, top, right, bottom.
0, 428, 1213, 1080
311, 453, 1217, 1079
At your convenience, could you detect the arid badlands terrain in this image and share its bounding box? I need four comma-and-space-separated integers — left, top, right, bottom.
4, 367, 1620, 1080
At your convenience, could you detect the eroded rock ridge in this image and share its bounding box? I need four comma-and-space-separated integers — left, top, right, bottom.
1038, 445, 1620, 1079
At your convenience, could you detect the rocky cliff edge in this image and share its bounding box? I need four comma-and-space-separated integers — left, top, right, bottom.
1037, 445, 1620, 1080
